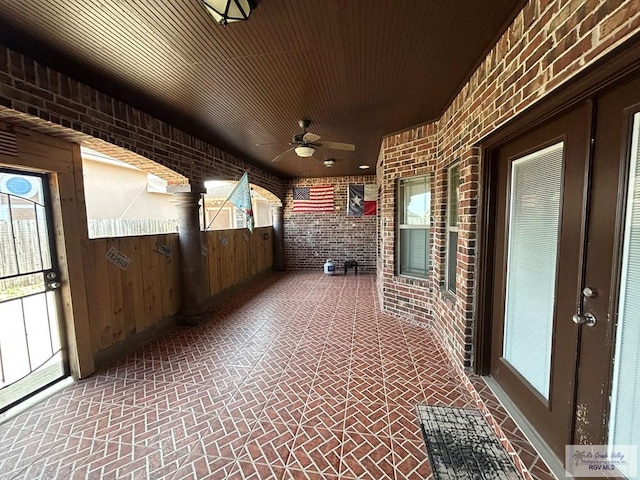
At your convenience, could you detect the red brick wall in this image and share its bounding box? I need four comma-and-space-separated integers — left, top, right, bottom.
378, 0, 640, 367
376, 123, 440, 325
284, 175, 377, 272
0, 46, 283, 198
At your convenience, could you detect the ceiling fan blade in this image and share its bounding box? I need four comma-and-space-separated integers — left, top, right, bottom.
255, 142, 289, 147
303, 132, 321, 143
319, 141, 356, 151
271, 146, 295, 162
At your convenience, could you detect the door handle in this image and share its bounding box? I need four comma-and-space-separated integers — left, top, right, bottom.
45, 271, 60, 290
572, 312, 597, 327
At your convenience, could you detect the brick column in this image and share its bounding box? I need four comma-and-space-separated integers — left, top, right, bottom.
271, 205, 285, 271
173, 191, 209, 324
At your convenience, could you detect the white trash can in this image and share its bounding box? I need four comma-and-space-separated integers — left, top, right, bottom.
323, 259, 335, 275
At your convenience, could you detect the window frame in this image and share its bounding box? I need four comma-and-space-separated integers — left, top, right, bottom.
396, 174, 432, 279
445, 163, 461, 293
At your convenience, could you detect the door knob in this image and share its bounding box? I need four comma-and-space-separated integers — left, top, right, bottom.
572, 312, 597, 327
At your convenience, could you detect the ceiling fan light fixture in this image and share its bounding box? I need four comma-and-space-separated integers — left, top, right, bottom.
295, 146, 315, 157
202, 0, 253, 25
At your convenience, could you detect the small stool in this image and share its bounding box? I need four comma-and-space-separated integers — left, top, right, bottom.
344, 260, 358, 275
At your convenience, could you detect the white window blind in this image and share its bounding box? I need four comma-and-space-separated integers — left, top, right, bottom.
398, 176, 430, 278
609, 113, 640, 471
503, 142, 564, 400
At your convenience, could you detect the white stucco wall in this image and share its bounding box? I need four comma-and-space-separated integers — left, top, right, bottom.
82, 156, 177, 221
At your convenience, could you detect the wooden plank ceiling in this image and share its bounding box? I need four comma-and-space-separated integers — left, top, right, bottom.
0, 1, 524, 178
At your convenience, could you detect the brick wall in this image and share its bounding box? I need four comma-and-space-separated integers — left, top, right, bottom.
376, 122, 440, 326
284, 175, 377, 272
0, 46, 283, 198
378, 0, 640, 367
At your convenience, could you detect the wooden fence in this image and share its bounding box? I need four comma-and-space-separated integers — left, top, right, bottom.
203, 227, 273, 297
82, 227, 273, 354
1, 218, 177, 284
1, 219, 51, 284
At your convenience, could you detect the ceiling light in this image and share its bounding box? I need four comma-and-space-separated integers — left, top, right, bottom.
323, 159, 335, 167
358, 165, 370, 169
295, 146, 315, 157
202, 0, 254, 25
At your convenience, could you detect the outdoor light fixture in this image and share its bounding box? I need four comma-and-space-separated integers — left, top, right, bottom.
358, 164, 370, 169
202, 0, 254, 25
323, 159, 335, 167
295, 146, 315, 157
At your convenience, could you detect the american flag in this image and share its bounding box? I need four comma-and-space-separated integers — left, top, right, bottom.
293, 185, 334, 213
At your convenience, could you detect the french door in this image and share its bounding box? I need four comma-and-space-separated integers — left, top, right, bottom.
0, 167, 68, 413
490, 102, 591, 456
489, 75, 640, 470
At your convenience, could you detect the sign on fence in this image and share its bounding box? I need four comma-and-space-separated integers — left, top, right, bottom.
153, 242, 172, 257
105, 247, 131, 270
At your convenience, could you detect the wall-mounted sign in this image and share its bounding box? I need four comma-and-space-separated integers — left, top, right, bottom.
153, 242, 172, 257
106, 246, 131, 270
0, 173, 41, 200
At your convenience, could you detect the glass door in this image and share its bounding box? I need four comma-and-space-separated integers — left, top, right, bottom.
490, 102, 592, 458
574, 75, 640, 473
608, 111, 640, 479
489, 74, 640, 472
0, 168, 68, 413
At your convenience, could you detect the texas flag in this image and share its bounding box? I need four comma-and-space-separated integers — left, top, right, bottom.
347, 184, 377, 216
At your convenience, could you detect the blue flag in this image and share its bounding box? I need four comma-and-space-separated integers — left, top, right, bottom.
228, 172, 254, 232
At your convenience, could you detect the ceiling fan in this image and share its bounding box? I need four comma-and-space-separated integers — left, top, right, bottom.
261, 120, 355, 163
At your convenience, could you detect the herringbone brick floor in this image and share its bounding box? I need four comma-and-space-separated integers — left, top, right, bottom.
0, 273, 480, 479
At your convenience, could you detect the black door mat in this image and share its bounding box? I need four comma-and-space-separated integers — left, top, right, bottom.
417, 405, 522, 480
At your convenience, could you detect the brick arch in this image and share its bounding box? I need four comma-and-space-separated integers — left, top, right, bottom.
249, 184, 282, 205
204, 173, 282, 205
0, 107, 189, 183
81, 138, 188, 186
0, 46, 285, 200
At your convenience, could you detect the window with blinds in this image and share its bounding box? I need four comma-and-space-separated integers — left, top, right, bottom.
609, 112, 640, 472
398, 175, 431, 278
446, 163, 460, 293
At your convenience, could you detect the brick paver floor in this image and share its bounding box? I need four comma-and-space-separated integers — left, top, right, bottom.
0, 272, 548, 479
